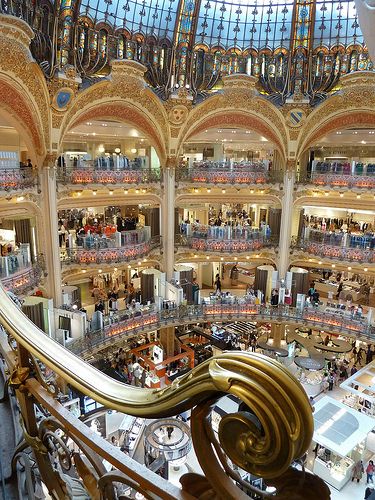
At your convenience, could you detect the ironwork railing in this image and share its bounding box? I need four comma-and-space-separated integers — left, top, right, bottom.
66, 303, 371, 357
0, 168, 37, 191
0, 264, 42, 295
62, 236, 161, 265
176, 233, 277, 253
176, 164, 283, 185
0, 284, 323, 499
292, 236, 375, 263
297, 171, 375, 189
57, 165, 161, 185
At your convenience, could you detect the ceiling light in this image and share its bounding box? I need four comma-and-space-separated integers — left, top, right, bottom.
16, 196, 24, 202
128, 265, 131, 268
92, 190, 97, 195
220, 257, 224, 261
135, 189, 139, 194
357, 194, 361, 199
331, 264, 335, 268
246, 256, 250, 260
131, 148, 137, 154
109, 190, 113, 195
124, 189, 128, 195
361, 140, 367, 145
364, 268, 368, 272
325, 192, 329, 196
222, 189, 226, 194
142, 189, 146, 193
115, 148, 121, 154
318, 261, 322, 265
207, 188, 211, 193
194, 188, 199, 193
98, 145, 105, 153
82, 270, 87, 273
340, 193, 344, 197
206, 256, 210, 260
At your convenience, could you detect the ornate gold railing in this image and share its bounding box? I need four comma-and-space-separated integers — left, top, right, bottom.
0, 285, 329, 499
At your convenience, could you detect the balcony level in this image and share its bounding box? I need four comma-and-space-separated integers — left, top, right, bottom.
61, 228, 161, 267
56, 161, 160, 187
0, 167, 38, 194
297, 128, 375, 190
67, 303, 371, 357
176, 160, 283, 187
176, 222, 277, 255
292, 229, 375, 264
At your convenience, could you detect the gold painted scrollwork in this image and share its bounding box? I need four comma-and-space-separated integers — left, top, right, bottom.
188, 353, 312, 481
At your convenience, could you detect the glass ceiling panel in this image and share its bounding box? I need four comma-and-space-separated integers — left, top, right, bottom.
79, 0, 178, 39
195, 0, 294, 51
313, 0, 364, 48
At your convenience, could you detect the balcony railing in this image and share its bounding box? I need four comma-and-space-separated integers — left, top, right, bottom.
297, 170, 375, 189
1, 264, 42, 295
0, 284, 318, 499
57, 163, 160, 185
177, 161, 283, 185
293, 233, 375, 263
62, 235, 161, 265
176, 232, 276, 253
0, 167, 37, 191
66, 302, 371, 356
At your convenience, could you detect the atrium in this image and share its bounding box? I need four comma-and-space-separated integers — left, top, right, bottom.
0, 0, 375, 498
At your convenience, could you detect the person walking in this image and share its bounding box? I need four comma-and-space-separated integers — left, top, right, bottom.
352, 460, 364, 483
328, 372, 335, 391
214, 274, 222, 293
366, 460, 375, 484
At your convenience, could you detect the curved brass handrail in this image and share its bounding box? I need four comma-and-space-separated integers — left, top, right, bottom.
0, 283, 313, 484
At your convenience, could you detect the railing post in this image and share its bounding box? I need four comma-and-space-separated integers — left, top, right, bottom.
278, 164, 295, 279
15, 345, 67, 498
162, 158, 176, 280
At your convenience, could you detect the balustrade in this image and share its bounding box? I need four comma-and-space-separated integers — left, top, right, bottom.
1, 264, 42, 295
57, 161, 160, 185
62, 235, 161, 265
177, 160, 283, 185
66, 303, 371, 356
0, 167, 37, 191
177, 230, 276, 253
293, 232, 375, 263
297, 161, 375, 188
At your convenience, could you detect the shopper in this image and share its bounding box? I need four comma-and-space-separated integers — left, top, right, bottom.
366, 460, 375, 484
352, 460, 364, 483
328, 372, 335, 391
214, 274, 222, 293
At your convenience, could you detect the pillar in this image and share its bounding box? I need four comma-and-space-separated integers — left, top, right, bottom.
270, 323, 286, 347
159, 326, 175, 358
162, 161, 176, 280
40, 162, 62, 306
278, 167, 295, 280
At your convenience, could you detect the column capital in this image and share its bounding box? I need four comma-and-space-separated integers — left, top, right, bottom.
42, 153, 58, 168
165, 156, 178, 169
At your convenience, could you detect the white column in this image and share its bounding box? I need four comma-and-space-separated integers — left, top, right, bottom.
40, 165, 62, 306
278, 168, 295, 280
162, 166, 175, 280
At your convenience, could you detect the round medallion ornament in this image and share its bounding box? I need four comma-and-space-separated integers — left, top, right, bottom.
168, 105, 188, 125
52, 88, 74, 111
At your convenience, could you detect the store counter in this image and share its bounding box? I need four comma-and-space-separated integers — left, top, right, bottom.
313, 455, 354, 490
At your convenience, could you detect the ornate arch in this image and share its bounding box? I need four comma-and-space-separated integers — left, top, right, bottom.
177, 91, 288, 161
298, 110, 375, 155
296, 72, 375, 156
0, 78, 44, 161
0, 16, 50, 159
59, 62, 169, 163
